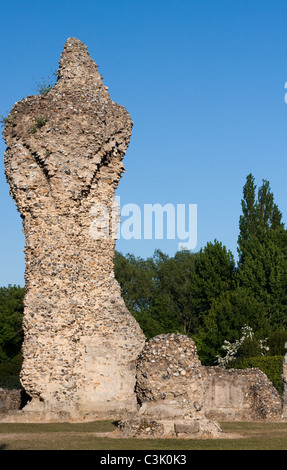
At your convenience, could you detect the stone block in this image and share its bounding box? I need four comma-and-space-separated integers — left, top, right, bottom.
174, 421, 200, 434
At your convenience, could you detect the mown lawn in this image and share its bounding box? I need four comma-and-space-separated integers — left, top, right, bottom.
0, 421, 287, 451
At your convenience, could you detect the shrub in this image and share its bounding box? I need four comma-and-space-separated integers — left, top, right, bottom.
30, 116, 47, 133
216, 325, 269, 367
0, 113, 15, 127
36, 71, 57, 96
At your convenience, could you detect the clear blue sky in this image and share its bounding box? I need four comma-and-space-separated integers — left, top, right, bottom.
1, 0, 287, 286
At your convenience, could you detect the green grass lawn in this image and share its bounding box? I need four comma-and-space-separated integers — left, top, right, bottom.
0, 421, 287, 450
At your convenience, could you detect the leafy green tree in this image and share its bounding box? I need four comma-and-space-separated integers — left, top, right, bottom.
114, 250, 172, 338
237, 235, 287, 328
238, 174, 284, 264
114, 251, 156, 315
237, 174, 287, 332
114, 249, 194, 338
0, 285, 25, 362
192, 240, 236, 327
267, 330, 287, 356
195, 287, 267, 365
154, 250, 198, 334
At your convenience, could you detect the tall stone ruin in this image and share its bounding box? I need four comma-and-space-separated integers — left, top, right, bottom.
5, 37, 284, 436
3, 38, 145, 419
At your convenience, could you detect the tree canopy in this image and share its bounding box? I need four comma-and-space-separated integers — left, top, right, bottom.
0, 285, 25, 362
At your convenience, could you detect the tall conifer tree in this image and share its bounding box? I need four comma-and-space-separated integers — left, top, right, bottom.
237, 174, 287, 330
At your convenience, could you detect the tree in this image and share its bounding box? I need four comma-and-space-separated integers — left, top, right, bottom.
0, 285, 25, 362
192, 240, 236, 327
114, 251, 156, 316
155, 250, 198, 334
114, 249, 199, 338
267, 329, 287, 356
195, 287, 268, 365
238, 174, 284, 264
237, 174, 287, 332
114, 250, 178, 339
238, 173, 257, 265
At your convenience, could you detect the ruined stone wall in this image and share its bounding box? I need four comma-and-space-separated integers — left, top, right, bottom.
203, 366, 283, 422
134, 333, 285, 432
127, 334, 223, 438
0, 389, 22, 415
0, 389, 30, 416
3, 38, 145, 419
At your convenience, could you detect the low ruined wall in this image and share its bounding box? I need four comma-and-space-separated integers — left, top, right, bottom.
0, 389, 22, 414
203, 366, 283, 421
135, 334, 285, 424
1, 335, 285, 424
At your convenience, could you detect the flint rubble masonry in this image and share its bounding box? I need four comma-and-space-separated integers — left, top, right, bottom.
119, 334, 223, 438
2, 37, 145, 419
131, 333, 286, 434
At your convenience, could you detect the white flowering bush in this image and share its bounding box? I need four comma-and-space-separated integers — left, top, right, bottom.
216, 325, 269, 367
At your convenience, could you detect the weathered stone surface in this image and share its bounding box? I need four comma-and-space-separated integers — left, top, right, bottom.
0, 389, 21, 414
174, 421, 200, 434
204, 366, 284, 422
2, 37, 145, 419
131, 333, 223, 437
126, 332, 287, 437
136, 333, 207, 416
118, 416, 221, 439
